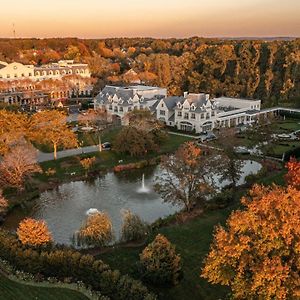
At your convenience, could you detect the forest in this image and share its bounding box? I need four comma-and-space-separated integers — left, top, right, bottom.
0, 37, 299, 107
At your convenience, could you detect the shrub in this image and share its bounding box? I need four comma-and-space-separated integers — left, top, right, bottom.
139, 234, 182, 286
121, 210, 149, 243
17, 218, 53, 247
0, 230, 156, 299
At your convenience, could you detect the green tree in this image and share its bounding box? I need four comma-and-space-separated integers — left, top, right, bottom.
139, 234, 182, 285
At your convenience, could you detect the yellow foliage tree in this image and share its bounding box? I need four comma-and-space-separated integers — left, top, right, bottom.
80, 157, 96, 177
285, 157, 300, 190
17, 218, 53, 247
76, 211, 113, 247
201, 184, 300, 299
29, 110, 78, 160
0, 190, 8, 218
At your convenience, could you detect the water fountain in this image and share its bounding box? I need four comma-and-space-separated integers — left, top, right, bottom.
86, 208, 99, 215
137, 174, 150, 193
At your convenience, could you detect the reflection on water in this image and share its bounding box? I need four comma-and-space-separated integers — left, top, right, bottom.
3, 161, 261, 245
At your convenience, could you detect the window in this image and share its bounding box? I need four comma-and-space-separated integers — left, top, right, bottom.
177, 111, 182, 117
109, 104, 112, 110
184, 113, 189, 119
114, 107, 118, 112
206, 113, 210, 119
128, 107, 132, 111
6, 74, 10, 79
211, 111, 215, 117
14, 74, 17, 78
160, 110, 165, 116
191, 113, 195, 119
119, 107, 123, 112
201, 113, 204, 119
21, 73, 25, 77
29, 73, 32, 77
161, 103, 164, 107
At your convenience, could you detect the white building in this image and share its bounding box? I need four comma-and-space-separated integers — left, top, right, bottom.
94, 85, 167, 124
156, 92, 261, 133
0, 60, 90, 81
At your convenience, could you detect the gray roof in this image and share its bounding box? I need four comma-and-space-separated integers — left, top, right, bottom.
163, 96, 184, 109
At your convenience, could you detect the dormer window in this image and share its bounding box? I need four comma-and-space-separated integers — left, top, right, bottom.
191, 104, 196, 111
177, 103, 182, 109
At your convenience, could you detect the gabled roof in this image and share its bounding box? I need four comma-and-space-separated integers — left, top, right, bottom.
163, 96, 184, 110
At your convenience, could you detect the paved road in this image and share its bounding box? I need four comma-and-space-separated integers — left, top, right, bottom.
37, 145, 100, 162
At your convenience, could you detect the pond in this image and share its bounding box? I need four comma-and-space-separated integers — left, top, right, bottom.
3, 160, 262, 245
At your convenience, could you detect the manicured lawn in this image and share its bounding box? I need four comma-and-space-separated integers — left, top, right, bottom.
98, 208, 233, 300
37, 133, 193, 182
0, 274, 88, 300
268, 119, 300, 133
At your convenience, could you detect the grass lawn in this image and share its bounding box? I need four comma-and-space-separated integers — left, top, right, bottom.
98, 207, 233, 300
36, 133, 193, 182
0, 274, 88, 300
268, 119, 300, 133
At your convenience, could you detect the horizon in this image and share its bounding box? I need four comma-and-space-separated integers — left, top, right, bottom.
1, 0, 300, 38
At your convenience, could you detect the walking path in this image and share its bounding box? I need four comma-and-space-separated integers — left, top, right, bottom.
37, 145, 100, 162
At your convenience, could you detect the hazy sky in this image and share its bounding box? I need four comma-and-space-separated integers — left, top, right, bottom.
1, 0, 300, 38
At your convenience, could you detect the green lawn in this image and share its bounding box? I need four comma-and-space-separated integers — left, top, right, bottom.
268, 119, 300, 134
98, 208, 233, 300
0, 274, 88, 300
37, 133, 192, 182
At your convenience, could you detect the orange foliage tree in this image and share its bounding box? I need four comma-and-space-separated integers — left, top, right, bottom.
285, 157, 300, 189
0, 110, 29, 155
17, 218, 53, 247
29, 110, 78, 160
0, 143, 41, 191
201, 184, 300, 299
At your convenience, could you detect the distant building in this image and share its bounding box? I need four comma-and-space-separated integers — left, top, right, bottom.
0, 60, 90, 81
94, 85, 167, 124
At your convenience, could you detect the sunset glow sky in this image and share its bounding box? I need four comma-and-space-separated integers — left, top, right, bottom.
1, 0, 300, 38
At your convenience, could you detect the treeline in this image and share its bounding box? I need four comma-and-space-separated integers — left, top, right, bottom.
0, 37, 300, 106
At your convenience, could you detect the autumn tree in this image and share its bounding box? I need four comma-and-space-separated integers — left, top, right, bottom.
29, 110, 78, 160
17, 218, 53, 247
201, 184, 300, 299
156, 142, 216, 211
285, 157, 300, 189
0, 143, 41, 191
80, 157, 96, 177
121, 209, 148, 242
139, 234, 182, 285
0, 110, 29, 155
76, 211, 113, 247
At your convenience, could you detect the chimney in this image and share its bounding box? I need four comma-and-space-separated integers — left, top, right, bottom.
183, 91, 188, 98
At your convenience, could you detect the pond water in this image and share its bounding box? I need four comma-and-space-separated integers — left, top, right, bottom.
3, 160, 262, 245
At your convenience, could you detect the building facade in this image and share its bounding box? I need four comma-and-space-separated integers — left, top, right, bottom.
0, 60, 90, 81
94, 85, 167, 124
156, 92, 262, 133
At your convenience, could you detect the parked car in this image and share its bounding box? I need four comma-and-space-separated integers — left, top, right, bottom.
197, 131, 217, 143
234, 146, 250, 154
102, 142, 111, 150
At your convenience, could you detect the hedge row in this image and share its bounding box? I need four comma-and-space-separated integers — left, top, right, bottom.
0, 230, 156, 300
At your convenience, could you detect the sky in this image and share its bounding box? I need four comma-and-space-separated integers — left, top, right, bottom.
1, 0, 300, 38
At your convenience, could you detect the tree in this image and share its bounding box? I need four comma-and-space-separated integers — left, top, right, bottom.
30, 110, 78, 160
139, 234, 182, 285
0, 190, 8, 219
217, 128, 243, 187
113, 126, 158, 157
155, 142, 216, 211
78, 108, 110, 151
0, 143, 41, 191
285, 157, 300, 189
121, 209, 148, 242
201, 184, 300, 299
17, 218, 53, 247
80, 157, 96, 177
76, 211, 113, 247
0, 110, 29, 155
